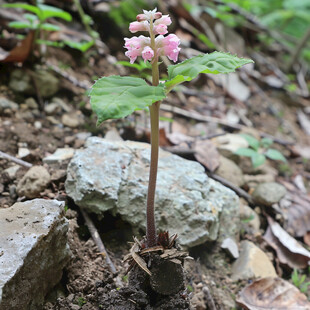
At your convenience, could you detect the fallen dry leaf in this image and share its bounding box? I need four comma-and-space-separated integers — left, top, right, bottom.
236, 277, 310, 310
264, 217, 310, 269
0, 31, 34, 63
194, 140, 220, 172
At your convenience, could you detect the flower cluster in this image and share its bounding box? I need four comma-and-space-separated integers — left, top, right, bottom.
124, 8, 181, 64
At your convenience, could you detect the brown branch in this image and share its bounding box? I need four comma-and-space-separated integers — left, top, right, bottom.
0, 150, 33, 168
160, 103, 242, 130
80, 208, 117, 274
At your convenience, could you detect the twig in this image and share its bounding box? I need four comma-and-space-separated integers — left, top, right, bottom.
259, 132, 294, 146
79, 208, 117, 274
160, 103, 242, 130
0, 150, 33, 168
207, 172, 254, 206
287, 27, 310, 71
203, 286, 218, 310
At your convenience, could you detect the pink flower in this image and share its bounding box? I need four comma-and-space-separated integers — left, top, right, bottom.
154, 24, 168, 35
137, 9, 162, 22
142, 46, 154, 62
154, 15, 172, 26
156, 34, 181, 62
124, 36, 150, 64
129, 21, 149, 33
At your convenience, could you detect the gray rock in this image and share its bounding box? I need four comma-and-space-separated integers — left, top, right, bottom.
9, 69, 59, 98
2, 165, 20, 180
0, 199, 70, 310
231, 240, 277, 281
252, 182, 286, 206
66, 137, 239, 248
17, 166, 51, 198
215, 156, 244, 187
221, 237, 239, 259
43, 148, 75, 164
0, 97, 18, 114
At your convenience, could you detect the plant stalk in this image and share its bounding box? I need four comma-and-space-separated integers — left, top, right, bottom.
146, 20, 160, 247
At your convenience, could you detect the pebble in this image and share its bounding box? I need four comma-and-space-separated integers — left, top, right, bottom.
43, 148, 75, 164
221, 237, 239, 259
231, 240, 277, 281
252, 182, 287, 206
16, 166, 51, 199
61, 113, 82, 128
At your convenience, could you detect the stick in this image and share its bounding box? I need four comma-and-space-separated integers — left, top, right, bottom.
160, 103, 242, 130
80, 208, 117, 274
207, 172, 254, 206
0, 150, 33, 168
203, 286, 218, 310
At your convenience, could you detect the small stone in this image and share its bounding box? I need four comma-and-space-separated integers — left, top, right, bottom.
252, 182, 287, 206
18, 147, 30, 158
215, 156, 244, 187
9, 184, 17, 199
104, 128, 123, 141
43, 148, 75, 164
214, 134, 248, 159
17, 166, 51, 198
231, 240, 277, 281
52, 98, 71, 112
25, 98, 38, 110
3, 165, 20, 180
34, 121, 42, 129
75, 132, 91, 141
44, 102, 62, 115
221, 237, 239, 259
0, 97, 18, 114
61, 112, 82, 128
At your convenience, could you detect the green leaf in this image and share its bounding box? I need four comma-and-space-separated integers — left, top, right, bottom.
2, 3, 41, 17
251, 153, 266, 168
234, 148, 258, 157
2, 3, 72, 22
36, 39, 64, 47
240, 134, 260, 151
24, 13, 38, 23
261, 137, 273, 148
38, 4, 72, 22
165, 51, 253, 90
41, 23, 60, 31
265, 149, 286, 162
90, 76, 166, 124
64, 40, 94, 52
8, 21, 33, 29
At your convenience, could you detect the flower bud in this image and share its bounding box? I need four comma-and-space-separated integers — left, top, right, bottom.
136, 14, 147, 22
142, 46, 154, 62
129, 21, 149, 33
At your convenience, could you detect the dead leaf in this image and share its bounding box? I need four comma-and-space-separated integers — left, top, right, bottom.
194, 140, 220, 172
145, 127, 172, 147
0, 31, 34, 63
236, 277, 310, 310
277, 184, 310, 238
264, 217, 310, 269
